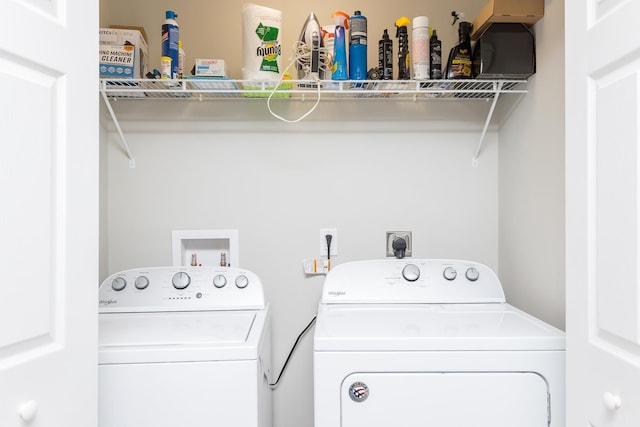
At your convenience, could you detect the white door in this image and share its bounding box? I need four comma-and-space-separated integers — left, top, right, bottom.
566, 0, 640, 426
0, 0, 98, 425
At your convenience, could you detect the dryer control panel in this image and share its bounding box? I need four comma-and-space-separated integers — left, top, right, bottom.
321, 259, 505, 304
99, 266, 266, 312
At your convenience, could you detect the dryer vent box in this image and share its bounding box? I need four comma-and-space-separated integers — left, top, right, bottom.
172, 229, 239, 268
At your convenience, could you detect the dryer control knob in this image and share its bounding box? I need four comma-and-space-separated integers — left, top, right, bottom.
235, 275, 249, 289
213, 274, 227, 288
465, 267, 480, 282
111, 277, 127, 291
135, 276, 149, 290
443, 267, 457, 281
172, 271, 191, 289
402, 264, 420, 282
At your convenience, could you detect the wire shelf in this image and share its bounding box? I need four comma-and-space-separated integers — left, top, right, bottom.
100, 78, 527, 101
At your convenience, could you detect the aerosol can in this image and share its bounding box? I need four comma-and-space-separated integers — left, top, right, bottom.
297, 13, 324, 81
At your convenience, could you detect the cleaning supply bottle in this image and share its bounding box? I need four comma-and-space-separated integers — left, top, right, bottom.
178, 40, 185, 79
162, 10, 180, 79
412, 16, 430, 80
322, 25, 335, 81
429, 29, 442, 79
378, 29, 393, 80
348, 10, 367, 80
395, 16, 410, 80
331, 11, 349, 80
445, 11, 473, 79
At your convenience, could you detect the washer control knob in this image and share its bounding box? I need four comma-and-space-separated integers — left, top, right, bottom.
172, 271, 191, 290
465, 267, 480, 282
443, 267, 457, 281
213, 274, 227, 288
402, 264, 420, 282
134, 276, 149, 290
111, 277, 127, 291
235, 275, 249, 289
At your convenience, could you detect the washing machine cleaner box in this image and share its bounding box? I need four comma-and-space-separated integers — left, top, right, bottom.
162, 10, 180, 78
99, 27, 149, 79
194, 59, 228, 77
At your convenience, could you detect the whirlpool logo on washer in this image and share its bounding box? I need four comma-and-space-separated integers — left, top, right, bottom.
328, 290, 346, 297
99, 299, 118, 306
348, 382, 369, 402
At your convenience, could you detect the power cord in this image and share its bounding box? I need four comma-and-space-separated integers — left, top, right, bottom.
266, 41, 331, 123
269, 314, 317, 389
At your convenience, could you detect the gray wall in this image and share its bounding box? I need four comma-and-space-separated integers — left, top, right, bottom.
498, 0, 565, 330
100, 1, 565, 427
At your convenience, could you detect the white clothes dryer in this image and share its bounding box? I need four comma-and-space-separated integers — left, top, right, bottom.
98, 266, 271, 427
314, 259, 565, 427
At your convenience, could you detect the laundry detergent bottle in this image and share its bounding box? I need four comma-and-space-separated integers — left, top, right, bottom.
331, 11, 349, 80
161, 10, 180, 79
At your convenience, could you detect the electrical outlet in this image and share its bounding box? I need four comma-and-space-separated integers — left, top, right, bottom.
386, 231, 412, 257
320, 228, 338, 257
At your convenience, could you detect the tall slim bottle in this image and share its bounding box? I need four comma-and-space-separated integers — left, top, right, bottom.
348, 11, 367, 80
162, 10, 179, 79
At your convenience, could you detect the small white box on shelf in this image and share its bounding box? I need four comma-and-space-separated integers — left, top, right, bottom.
172, 229, 239, 267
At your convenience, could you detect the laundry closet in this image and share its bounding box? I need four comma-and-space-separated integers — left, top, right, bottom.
99, 1, 565, 426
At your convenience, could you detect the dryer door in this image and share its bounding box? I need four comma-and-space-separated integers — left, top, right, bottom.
341, 372, 549, 426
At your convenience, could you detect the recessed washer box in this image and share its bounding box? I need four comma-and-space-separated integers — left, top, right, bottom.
172, 229, 239, 267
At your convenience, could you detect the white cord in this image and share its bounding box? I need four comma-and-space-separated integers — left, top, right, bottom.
266, 41, 331, 123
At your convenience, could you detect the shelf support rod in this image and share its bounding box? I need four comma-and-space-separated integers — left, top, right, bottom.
100, 88, 136, 168
473, 80, 504, 167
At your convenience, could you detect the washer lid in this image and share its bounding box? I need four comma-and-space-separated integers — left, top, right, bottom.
313, 303, 565, 351
99, 309, 268, 363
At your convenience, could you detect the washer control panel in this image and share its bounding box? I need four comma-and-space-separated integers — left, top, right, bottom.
99, 266, 265, 313
322, 259, 505, 304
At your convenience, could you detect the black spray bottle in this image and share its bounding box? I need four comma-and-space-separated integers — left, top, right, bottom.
445, 11, 473, 79
395, 16, 410, 80
379, 29, 393, 80
429, 29, 442, 79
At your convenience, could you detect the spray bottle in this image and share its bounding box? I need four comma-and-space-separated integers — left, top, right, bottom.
395, 16, 410, 80
162, 10, 180, 79
348, 11, 367, 80
445, 11, 473, 79
378, 29, 393, 80
331, 11, 349, 80
429, 29, 442, 79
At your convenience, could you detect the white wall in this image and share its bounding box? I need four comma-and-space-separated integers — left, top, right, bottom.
498, 0, 565, 330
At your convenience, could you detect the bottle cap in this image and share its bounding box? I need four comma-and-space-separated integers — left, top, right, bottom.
165, 10, 178, 19
395, 16, 410, 28
413, 16, 429, 28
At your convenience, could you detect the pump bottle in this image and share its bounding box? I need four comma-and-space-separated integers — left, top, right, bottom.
395, 16, 410, 80
162, 10, 180, 79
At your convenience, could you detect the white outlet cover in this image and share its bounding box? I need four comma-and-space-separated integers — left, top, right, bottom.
386, 231, 412, 257
320, 228, 338, 256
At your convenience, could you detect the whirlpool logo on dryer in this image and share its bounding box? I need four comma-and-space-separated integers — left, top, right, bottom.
328, 290, 346, 297
100, 299, 118, 306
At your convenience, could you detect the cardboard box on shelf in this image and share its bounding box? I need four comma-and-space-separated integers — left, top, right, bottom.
193, 59, 228, 77
99, 27, 148, 79
471, 0, 544, 40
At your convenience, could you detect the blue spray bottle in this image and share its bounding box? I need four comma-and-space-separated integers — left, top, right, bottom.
348, 10, 367, 80
331, 11, 349, 80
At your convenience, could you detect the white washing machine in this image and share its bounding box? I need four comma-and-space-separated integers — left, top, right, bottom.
314, 259, 565, 427
98, 266, 272, 427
